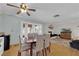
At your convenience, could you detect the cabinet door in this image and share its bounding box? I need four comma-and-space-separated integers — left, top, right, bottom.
60, 32, 71, 39
0, 37, 4, 56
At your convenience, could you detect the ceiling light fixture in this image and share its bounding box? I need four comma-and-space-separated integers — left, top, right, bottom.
53, 14, 60, 17
7, 3, 36, 16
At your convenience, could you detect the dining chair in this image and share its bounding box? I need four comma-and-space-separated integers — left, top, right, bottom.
44, 34, 51, 55
18, 35, 31, 56
33, 35, 45, 56
28, 33, 37, 49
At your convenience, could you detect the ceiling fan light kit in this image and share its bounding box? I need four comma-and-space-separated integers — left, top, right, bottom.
20, 8, 27, 13
6, 3, 36, 16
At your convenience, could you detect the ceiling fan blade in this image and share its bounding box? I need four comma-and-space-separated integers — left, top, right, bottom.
7, 3, 19, 8
26, 12, 30, 16
17, 10, 21, 14
28, 9, 36, 12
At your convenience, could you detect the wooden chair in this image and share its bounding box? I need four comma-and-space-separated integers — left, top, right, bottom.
33, 35, 45, 56
28, 33, 37, 49
18, 35, 31, 56
44, 34, 51, 55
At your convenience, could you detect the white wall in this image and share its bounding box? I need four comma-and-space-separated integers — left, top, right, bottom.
2, 14, 44, 45
0, 14, 55, 45
42, 21, 79, 40
42, 23, 58, 34
0, 16, 3, 32
3, 15, 21, 45
1, 14, 79, 45
71, 27, 79, 40
0, 16, 2, 32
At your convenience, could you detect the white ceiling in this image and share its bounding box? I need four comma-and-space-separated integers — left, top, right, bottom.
0, 3, 79, 25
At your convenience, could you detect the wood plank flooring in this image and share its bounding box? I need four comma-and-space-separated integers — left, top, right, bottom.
3, 45, 19, 56
3, 43, 79, 56
49, 43, 79, 56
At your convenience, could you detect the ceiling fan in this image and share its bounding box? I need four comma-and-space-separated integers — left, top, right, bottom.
6, 3, 36, 16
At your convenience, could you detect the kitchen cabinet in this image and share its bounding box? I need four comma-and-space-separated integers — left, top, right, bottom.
60, 32, 71, 40
0, 37, 4, 56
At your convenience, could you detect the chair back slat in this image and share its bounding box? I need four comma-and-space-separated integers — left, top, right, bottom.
43, 34, 50, 48
36, 35, 44, 50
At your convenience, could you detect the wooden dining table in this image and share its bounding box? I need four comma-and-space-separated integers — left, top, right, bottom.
26, 39, 36, 56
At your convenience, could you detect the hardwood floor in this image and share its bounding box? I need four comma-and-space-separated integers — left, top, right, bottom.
3, 43, 79, 56
3, 44, 19, 56
49, 43, 79, 56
